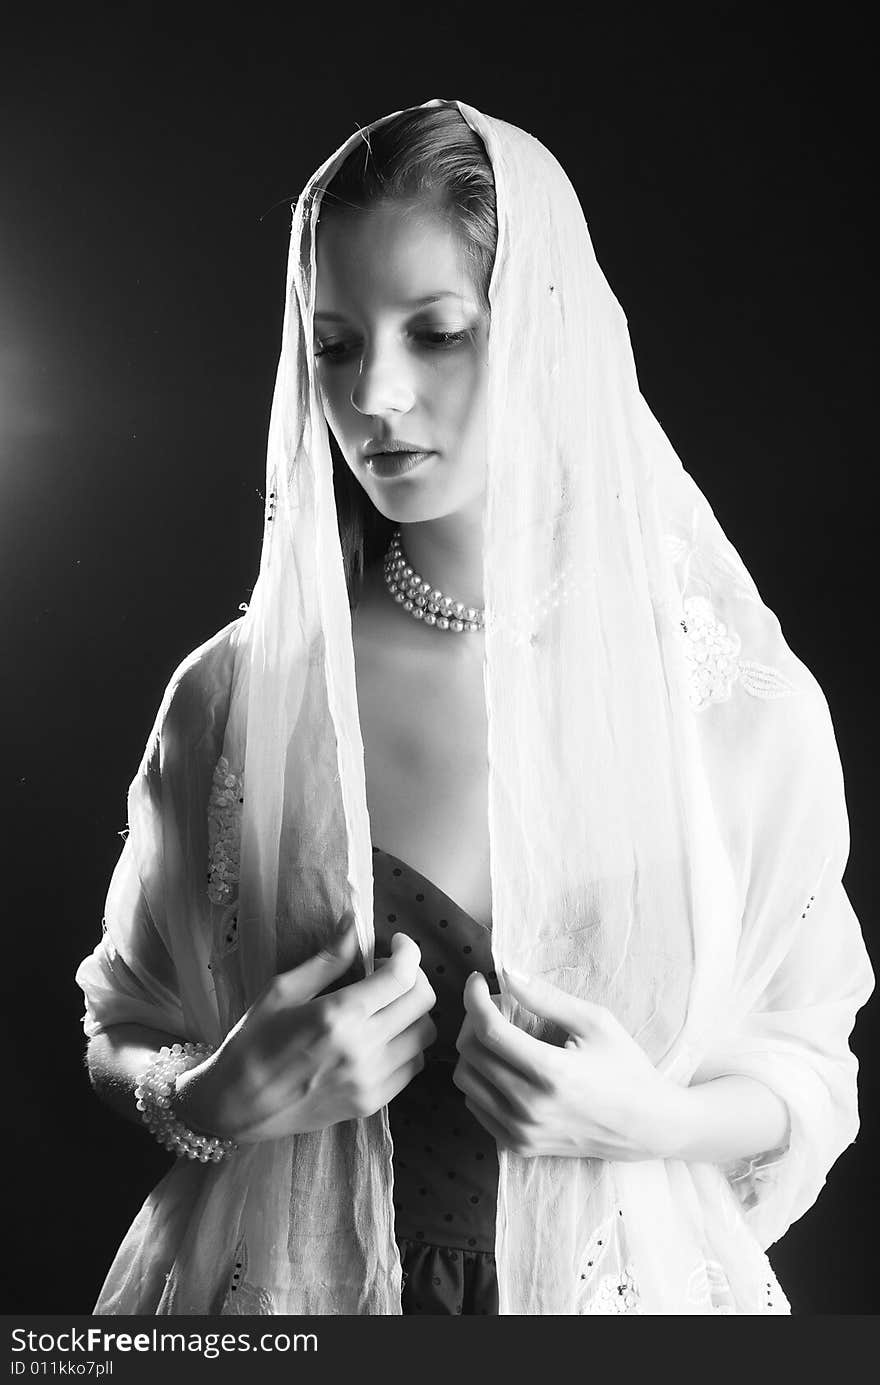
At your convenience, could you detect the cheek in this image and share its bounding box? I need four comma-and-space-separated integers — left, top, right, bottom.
449, 362, 488, 448
316, 370, 356, 437
434, 357, 487, 432
316, 368, 343, 415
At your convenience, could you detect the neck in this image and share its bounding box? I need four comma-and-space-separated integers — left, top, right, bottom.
396, 509, 485, 611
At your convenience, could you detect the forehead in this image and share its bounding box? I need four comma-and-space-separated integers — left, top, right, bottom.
314, 202, 479, 311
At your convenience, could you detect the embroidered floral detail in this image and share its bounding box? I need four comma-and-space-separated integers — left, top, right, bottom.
574, 1209, 634, 1313
664, 511, 761, 605
735, 660, 799, 700
223, 1280, 274, 1315
678, 596, 742, 710
581, 1255, 789, 1314
220, 1237, 275, 1315
582, 1263, 644, 1314
678, 595, 797, 711
686, 1258, 737, 1313
664, 533, 691, 565
207, 756, 243, 905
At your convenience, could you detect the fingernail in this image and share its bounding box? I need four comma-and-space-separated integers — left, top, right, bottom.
505, 965, 530, 984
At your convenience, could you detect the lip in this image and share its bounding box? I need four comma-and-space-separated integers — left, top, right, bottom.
365, 450, 436, 479
363, 438, 431, 456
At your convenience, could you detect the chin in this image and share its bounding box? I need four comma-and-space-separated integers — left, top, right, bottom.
360, 469, 442, 520
369, 493, 438, 525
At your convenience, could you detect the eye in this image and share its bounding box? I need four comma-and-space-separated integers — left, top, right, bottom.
416, 329, 471, 349
313, 327, 474, 365
314, 339, 353, 363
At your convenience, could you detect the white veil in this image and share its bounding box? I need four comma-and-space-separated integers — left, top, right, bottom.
76, 97, 874, 1314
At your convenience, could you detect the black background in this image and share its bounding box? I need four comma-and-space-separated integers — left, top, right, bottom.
1, 3, 875, 1313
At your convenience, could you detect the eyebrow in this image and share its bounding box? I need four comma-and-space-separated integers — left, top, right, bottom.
314, 292, 466, 323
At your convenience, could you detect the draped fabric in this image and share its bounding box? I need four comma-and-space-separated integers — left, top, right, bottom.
76, 98, 874, 1314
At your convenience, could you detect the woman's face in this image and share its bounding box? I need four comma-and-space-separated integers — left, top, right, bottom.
313, 201, 489, 525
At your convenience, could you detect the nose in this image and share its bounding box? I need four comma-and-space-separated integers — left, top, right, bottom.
349, 338, 417, 417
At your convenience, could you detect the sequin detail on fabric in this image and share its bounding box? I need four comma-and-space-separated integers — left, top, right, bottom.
220, 1238, 275, 1315
575, 1210, 616, 1288
678, 595, 798, 711
207, 756, 244, 904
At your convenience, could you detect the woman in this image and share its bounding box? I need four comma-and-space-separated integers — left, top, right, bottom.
76, 98, 874, 1315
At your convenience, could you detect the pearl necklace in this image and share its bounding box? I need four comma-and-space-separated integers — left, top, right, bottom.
383, 529, 485, 633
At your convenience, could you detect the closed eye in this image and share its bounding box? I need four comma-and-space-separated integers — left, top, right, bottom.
419, 330, 471, 348
314, 328, 473, 363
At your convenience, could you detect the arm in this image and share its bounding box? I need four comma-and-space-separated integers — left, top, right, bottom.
85, 1022, 192, 1131
83, 929, 438, 1146
454, 969, 795, 1166
653, 1074, 791, 1164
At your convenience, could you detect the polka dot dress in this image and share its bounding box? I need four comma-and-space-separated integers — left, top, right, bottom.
372, 845, 501, 1316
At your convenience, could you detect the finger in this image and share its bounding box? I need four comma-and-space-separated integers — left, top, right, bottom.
272, 912, 362, 1006
458, 1005, 552, 1102
502, 967, 611, 1041
463, 1092, 518, 1150
372, 969, 437, 1044
462, 972, 548, 1081
381, 1050, 429, 1105
340, 933, 424, 1019
454, 1053, 523, 1125
382, 1012, 437, 1073
456, 1035, 537, 1117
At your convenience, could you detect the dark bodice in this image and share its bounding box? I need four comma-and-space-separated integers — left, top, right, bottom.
371, 845, 501, 1252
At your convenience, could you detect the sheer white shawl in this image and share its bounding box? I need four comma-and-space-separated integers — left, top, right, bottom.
76, 98, 874, 1315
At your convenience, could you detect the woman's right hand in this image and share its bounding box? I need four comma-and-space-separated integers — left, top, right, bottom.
173, 914, 436, 1144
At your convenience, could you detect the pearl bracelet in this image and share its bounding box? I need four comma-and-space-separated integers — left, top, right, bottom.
134, 1042, 237, 1163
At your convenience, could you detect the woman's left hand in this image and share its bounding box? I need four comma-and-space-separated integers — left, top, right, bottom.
452, 969, 684, 1162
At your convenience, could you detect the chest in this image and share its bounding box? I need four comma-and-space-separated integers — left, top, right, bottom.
352, 617, 492, 930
